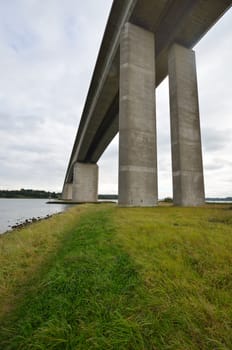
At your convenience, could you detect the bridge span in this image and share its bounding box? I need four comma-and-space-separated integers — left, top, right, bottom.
62, 0, 231, 206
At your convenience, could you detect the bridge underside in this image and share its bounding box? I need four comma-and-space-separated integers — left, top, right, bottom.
63, 0, 231, 206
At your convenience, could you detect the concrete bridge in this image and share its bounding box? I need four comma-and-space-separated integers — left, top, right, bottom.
62, 0, 231, 206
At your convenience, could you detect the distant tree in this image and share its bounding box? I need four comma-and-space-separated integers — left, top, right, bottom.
163, 197, 173, 203
0, 189, 61, 199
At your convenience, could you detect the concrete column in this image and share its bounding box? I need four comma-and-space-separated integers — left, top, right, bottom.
119, 22, 158, 207
72, 162, 98, 203
62, 183, 72, 200
168, 43, 205, 206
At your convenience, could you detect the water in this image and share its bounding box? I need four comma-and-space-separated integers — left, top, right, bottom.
0, 198, 71, 234
206, 200, 232, 204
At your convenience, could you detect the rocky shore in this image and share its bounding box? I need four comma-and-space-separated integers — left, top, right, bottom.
9, 214, 54, 231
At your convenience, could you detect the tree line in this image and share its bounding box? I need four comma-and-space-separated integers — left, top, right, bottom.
0, 189, 61, 199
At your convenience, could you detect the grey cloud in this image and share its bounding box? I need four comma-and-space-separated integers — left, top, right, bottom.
100, 144, 118, 162
204, 161, 225, 171
202, 128, 232, 152
7, 143, 49, 154
157, 131, 171, 153
0, 113, 44, 131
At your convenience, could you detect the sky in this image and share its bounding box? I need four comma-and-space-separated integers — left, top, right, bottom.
0, 1, 231, 198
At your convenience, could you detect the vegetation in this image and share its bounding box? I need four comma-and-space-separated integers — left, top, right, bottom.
0, 204, 231, 349
162, 197, 173, 203
0, 188, 61, 199
98, 194, 118, 200
206, 197, 232, 202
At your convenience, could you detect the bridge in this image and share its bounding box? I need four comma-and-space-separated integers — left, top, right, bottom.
62, 0, 231, 206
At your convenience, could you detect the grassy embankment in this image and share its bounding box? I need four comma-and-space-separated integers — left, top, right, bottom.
0, 203, 231, 349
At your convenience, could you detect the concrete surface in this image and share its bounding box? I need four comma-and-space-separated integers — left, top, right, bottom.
118, 23, 157, 207
168, 44, 205, 206
72, 163, 98, 203
62, 183, 73, 200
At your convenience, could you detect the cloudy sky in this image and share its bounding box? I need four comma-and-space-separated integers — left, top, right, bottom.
0, 1, 231, 198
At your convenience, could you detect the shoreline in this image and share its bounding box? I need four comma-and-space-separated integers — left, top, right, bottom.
0, 198, 73, 236
2, 213, 57, 235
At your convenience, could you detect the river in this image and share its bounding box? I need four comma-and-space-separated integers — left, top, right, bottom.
0, 198, 71, 234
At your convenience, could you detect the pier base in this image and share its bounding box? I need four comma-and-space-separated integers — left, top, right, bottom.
72, 162, 98, 203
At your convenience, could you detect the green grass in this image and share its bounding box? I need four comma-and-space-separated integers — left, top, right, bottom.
0, 204, 231, 349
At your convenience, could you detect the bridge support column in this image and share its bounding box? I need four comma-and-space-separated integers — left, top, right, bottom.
168, 44, 205, 206
62, 183, 72, 200
118, 23, 157, 207
72, 162, 98, 203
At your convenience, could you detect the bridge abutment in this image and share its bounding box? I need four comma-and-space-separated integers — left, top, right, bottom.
168, 44, 205, 206
72, 162, 98, 203
118, 23, 158, 207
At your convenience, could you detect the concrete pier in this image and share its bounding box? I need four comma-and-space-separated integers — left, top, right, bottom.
62, 183, 72, 200
168, 44, 205, 206
72, 163, 98, 202
118, 23, 158, 207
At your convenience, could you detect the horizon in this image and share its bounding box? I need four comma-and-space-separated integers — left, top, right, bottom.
0, 188, 232, 199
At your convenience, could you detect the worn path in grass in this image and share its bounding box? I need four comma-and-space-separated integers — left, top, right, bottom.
0, 204, 231, 349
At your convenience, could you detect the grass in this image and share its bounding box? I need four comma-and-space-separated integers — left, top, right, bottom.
0, 203, 231, 349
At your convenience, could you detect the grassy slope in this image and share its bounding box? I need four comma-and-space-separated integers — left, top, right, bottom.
0, 204, 231, 349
